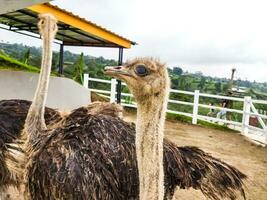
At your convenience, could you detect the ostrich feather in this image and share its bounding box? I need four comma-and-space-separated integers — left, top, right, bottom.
0, 99, 246, 200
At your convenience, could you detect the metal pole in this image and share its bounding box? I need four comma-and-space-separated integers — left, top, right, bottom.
116, 47, 123, 103
58, 44, 64, 75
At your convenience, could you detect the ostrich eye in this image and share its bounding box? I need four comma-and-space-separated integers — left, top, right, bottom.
135, 65, 148, 76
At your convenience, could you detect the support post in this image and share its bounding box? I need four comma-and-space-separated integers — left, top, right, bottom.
242, 96, 251, 135
110, 79, 117, 103
83, 73, 91, 103
58, 43, 64, 75
83, 74, 89, 88
192, 90, 200, 124
116, 47, 123, 103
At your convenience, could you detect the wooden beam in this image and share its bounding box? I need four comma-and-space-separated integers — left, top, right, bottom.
28, 4, 132, 48
0, 0, 51, 15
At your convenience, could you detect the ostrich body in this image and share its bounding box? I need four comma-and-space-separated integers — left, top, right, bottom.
1, 100, 246, 200
0, 99, 61, 198
2, 14, 246, 200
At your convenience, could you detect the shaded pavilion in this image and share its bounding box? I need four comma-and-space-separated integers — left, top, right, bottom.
0, 3, 136, 103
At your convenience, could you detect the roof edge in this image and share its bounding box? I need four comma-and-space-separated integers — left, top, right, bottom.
28, 3, 136, 48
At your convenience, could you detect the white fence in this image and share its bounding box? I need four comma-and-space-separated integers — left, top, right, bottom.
83, 74, 267, 146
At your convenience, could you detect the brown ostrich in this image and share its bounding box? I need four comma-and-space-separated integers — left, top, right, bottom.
1, 100, 246, 200
1, 14, 246, 200
0, 99, 122, 198
104, 58, 247, 200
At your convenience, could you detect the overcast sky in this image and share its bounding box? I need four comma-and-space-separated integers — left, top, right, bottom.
1, 0, 267, 82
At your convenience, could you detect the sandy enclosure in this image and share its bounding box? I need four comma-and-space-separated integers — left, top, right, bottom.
5, 112, 267, 200
124, 112, 267, 200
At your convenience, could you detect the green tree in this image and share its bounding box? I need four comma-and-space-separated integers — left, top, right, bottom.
172, 67, 183, 75
73, 53, 85, 84
198, 77, 206, 91
22, 49, 30, 64
222, 84, 229, 93
178, 76, 192, 90
171, 76, 179, 89
215, 82, 222, 93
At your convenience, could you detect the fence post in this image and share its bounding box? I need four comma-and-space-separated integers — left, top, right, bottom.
83, 73, 91, 103
242, 96, 251, 135
192, 90, 199, 124
83, 73, 89, 88
110, 78, 117, 103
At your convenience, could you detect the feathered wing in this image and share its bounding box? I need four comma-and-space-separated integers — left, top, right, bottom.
0, 99, 61, 190
164, 144, 246, 200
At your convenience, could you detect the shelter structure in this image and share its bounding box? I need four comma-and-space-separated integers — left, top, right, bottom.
0, 3, 136, 103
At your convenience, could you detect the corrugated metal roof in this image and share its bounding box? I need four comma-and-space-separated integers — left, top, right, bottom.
45, 3, 135, 45
0, 3, 136, 48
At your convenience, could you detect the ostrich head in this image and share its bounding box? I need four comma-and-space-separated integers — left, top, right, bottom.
38, 13, 57, 39
104, 57, 170, 103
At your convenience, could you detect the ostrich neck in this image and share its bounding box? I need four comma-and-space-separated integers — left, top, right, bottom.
136, 95, 167, 200
25, 33, 53, 134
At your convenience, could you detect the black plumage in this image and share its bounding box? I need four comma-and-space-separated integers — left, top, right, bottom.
0, 99, 61, 192
0, 99, 246, 199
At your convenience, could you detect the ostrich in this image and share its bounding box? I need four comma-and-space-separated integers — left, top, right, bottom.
0, 100, 245, 200
229, 68, 236, 92
105, 58, 169, 200
2, 14, 246, 200
0, 99, 121, 198
104, 58, 246, 199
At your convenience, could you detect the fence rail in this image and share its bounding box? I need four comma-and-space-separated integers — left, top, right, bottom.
84, 74, 267, 146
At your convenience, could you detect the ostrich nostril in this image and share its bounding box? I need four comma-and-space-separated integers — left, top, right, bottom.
114, 66, 121, 70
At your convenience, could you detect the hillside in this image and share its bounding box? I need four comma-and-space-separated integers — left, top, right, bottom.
0, 53, 39, 73
0, 42, 117, 80
1, 42, 267, 102
1, 42, 267, 125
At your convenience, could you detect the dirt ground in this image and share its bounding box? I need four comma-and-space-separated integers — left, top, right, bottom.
167, 120, 267, 200
5, 112, 267, 200
124, 112, 267, 200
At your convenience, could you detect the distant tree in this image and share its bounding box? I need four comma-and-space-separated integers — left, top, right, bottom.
22, 49, 30, 64
198, 77, 206, 91
215, 82, 222, 93
194, 71, 203, 76
167, 68, 172, 74
52, 52, 59, 72
73, 53, 85, 84
172, 67, 183, 75
171, 77, 179, 89
222, 84, 229, 93
178, 76, 192, 91
0, 49, 6, 55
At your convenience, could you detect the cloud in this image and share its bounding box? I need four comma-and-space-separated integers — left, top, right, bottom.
1, 0, 267, 82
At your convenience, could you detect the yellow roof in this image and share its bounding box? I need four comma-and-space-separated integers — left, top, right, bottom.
0, 3, 136, 48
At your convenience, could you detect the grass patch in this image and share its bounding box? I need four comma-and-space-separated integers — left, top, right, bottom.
0, 54, 40, 73
166, 113, 239, 132
0, 54, 58, 76
123, 105, 238, 132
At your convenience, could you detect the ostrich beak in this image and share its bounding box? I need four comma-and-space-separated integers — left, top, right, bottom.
104, 66, 132, 78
